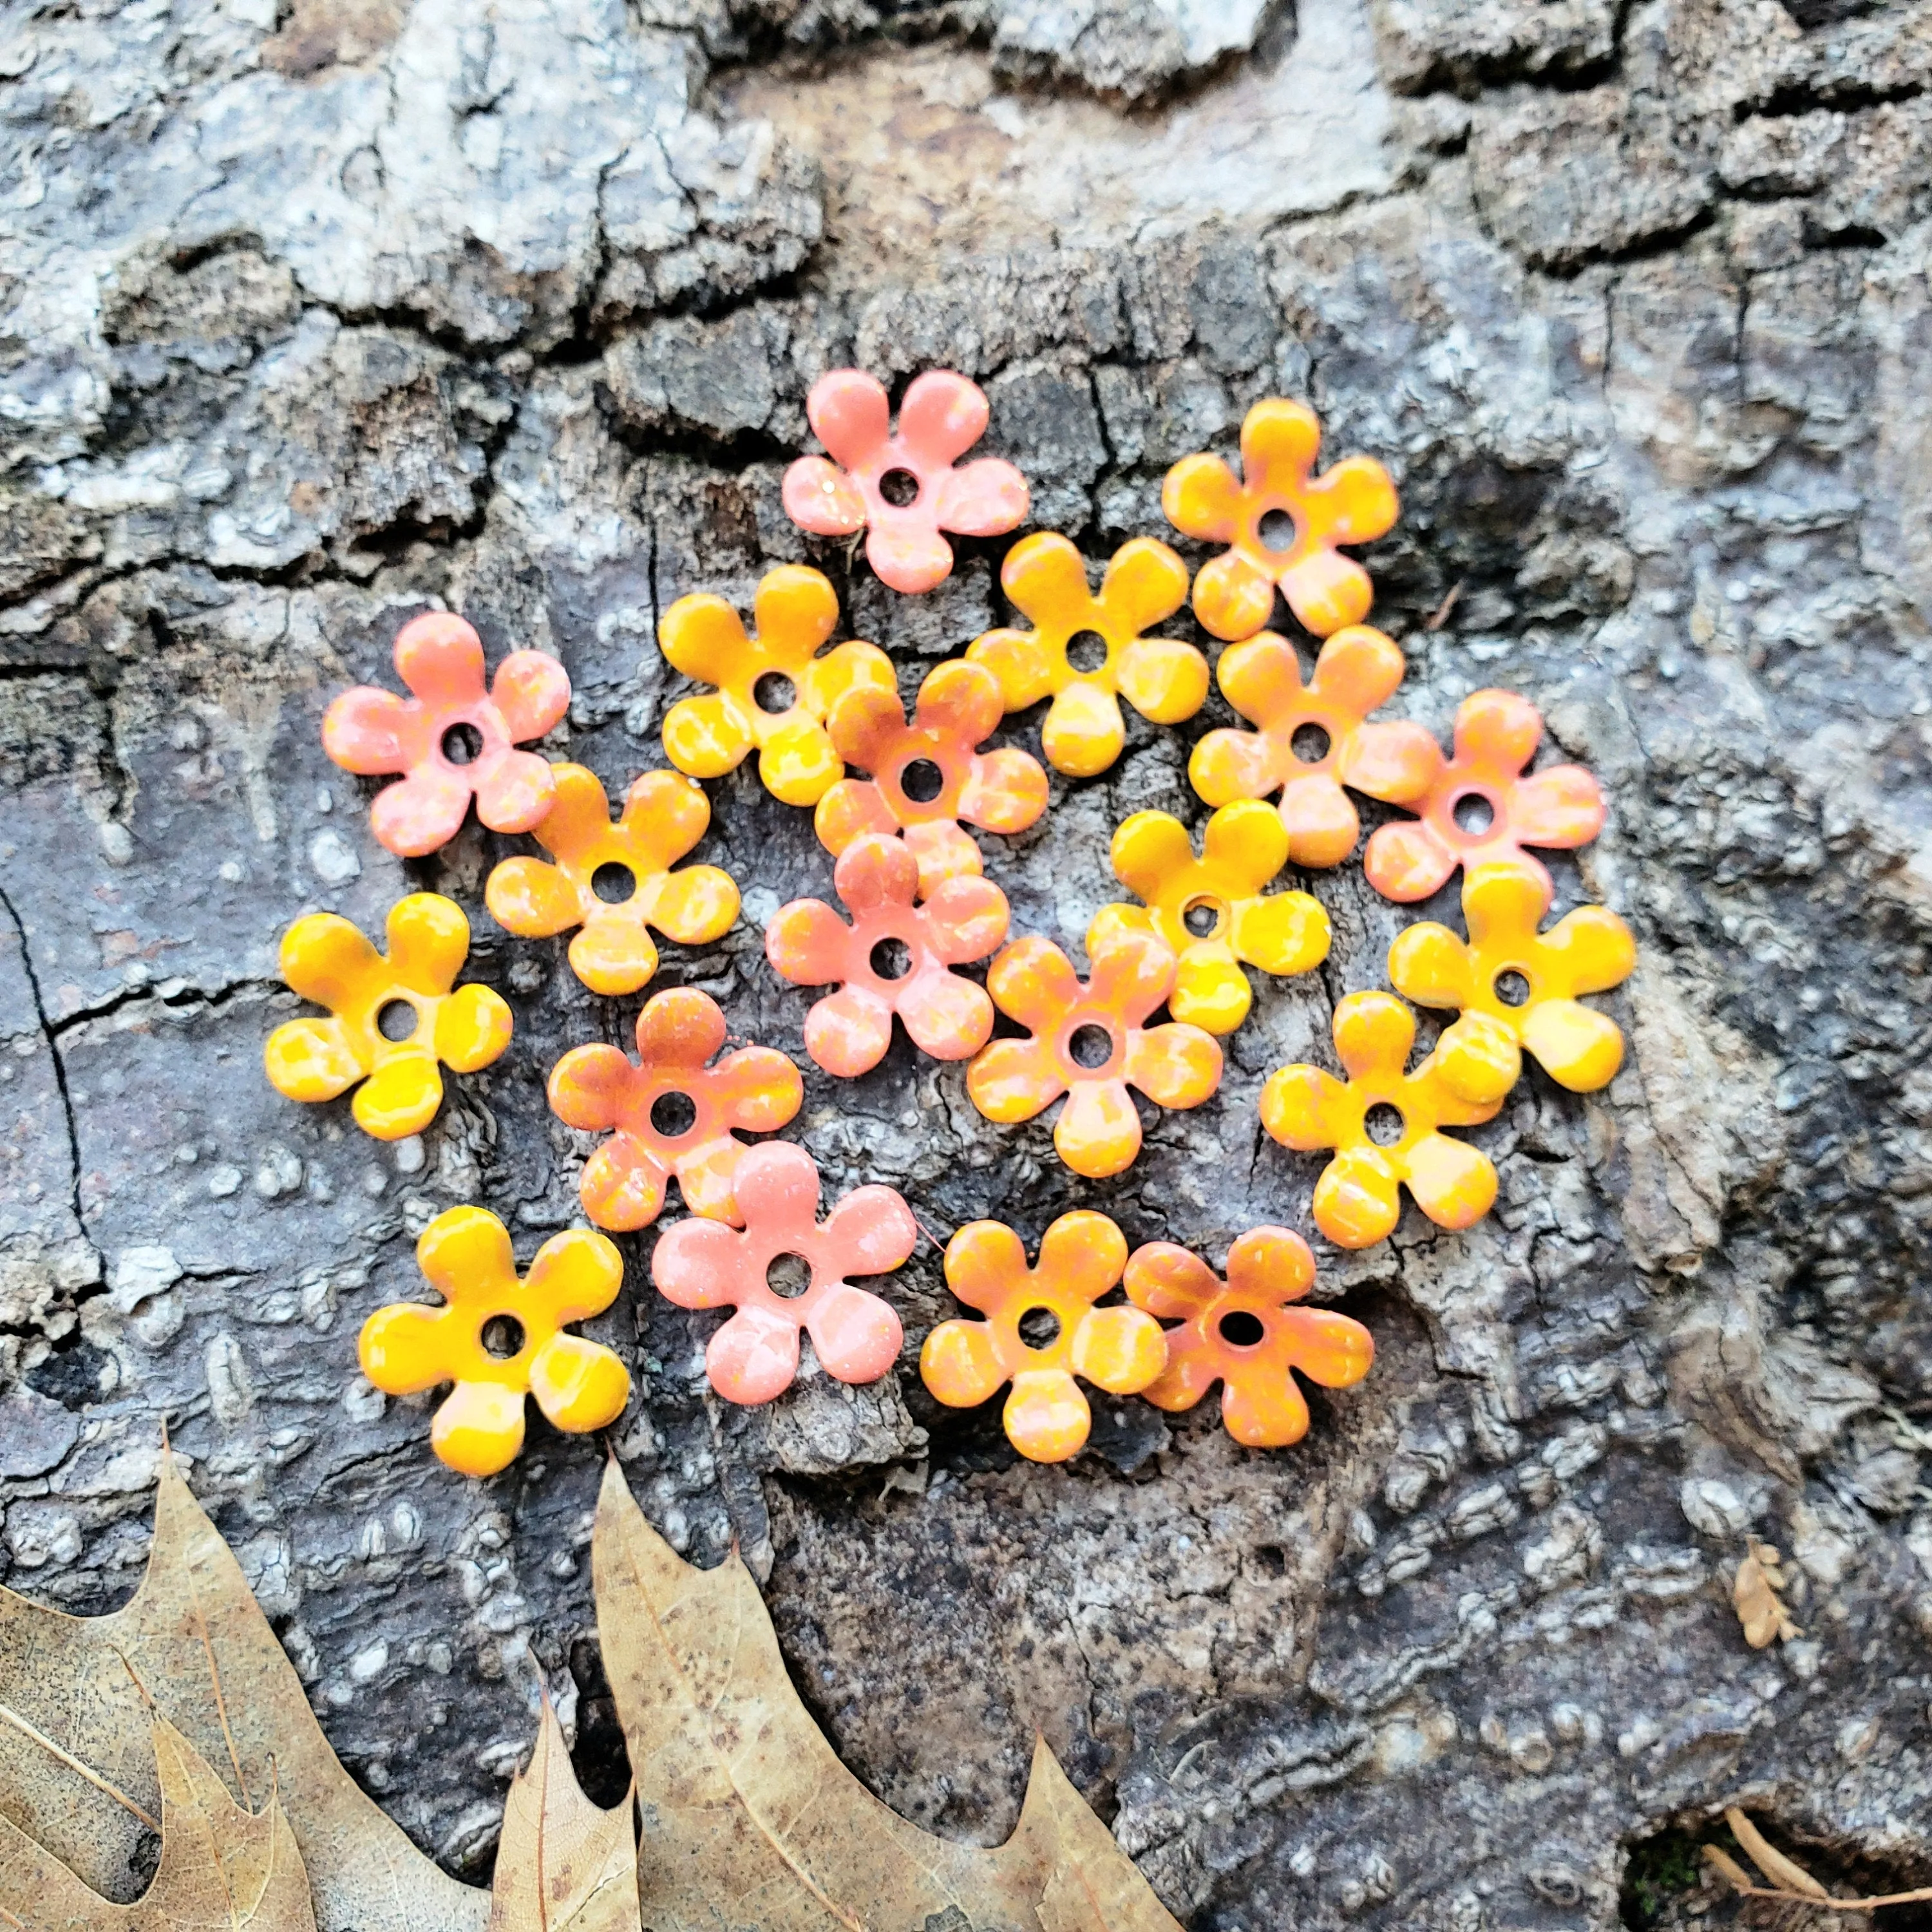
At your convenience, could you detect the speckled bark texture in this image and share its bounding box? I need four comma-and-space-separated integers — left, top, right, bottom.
3, 0, 1931, 1926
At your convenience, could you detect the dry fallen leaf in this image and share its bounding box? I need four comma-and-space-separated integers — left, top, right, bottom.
488, 1702, 638, 1932
0, 1717, 317, 1930
0, 1452, 486, 1932
1732, 1537, 1801, 1649
592, 1460, 1184, 1932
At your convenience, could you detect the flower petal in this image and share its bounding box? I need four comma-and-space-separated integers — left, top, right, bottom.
766, 897, 859, 989
815, 779, 900, 859
967, 1037, 1065, 1122
1363, 819, 1457, 903
635, 985, 727, 1068
1070, 1305, 1166, 1395
1343, 719, 1444, 805
965, 626, 1059, 712
435, 984, 513, 1073
357, 1302, 453, 1395
896, 968, 993, 1061
806, 370, 893, 469
732, 1139, 823, 1227
652, 1215, 743, 1309
712, 1046, 804, 1133
322, 687, 413, 774
387, 893, 472, 994
1239, 397, 1321, 494
898, 368, 990, 462
371, 769, 471, 857
1278, 1304, 1374, 1388
783, 455, 866, 536
352, 1053, 445, 1140
1122, 1242, 1219, 1321
999, 531, 1096, 632
1225, 1226, 1316, 1300
1190, 726, 1279, 808
759, 719, 844, 807
1318, 453, 1401, 544
525, 1224, 623, 1323
1216, 631, 1304, 727
1115, 634, 1208, 726
1160, 453, 1242, 543
806, 1283, 904, 1386
1126, 1021, 1223, 1108
1201, 798, 1291, 893
923, 875, 1009, 964
649, 865, 739, 947
663, 690, 755, 780
487, 857, 583, 940
756, 564, 844, 670
1168, 946, 1251, 1036
1312, 1147, 1403, 1249
833, 831, 919, 916
1332, 989, 1416, 1081
579, 1134, 670, 1231
394, 611, 487, 704
1003, 1368, 1092, 1463
614, 768, 706, 870
1545, 903, 1637, 996
660, 592, 757, 688
1432, 1012, 1520, 1106
1221, 1372, 1312, 1449
1099, 536, 1191, 633
904, 819, 984, 896
1259, 1063, 1351, 1151
280, 911, 383, 1009
1039, 680, 1125, 778
1278, 774, 1362, 868
1519, 999, 1625, 1092
1191, 551, 1276, 643
821, 1180, 918, 1273
1087, 922, 1176, 1021
805, 985, 896, 1077
547, 1045, 635, 1132
1454, 688, 1542, 774
1280, 550, 1374, 639
824, 682, 907, 775
1386, 918, 1474, 1011
676, 1135, 756, 1224
528, 1334, 630, 1433
1110, 811, 1195, 903
491, 650, 571, 742
937, 457, 1028, 537
706, 1305, 802, 1406
1511, 765, 1607, 851
1309, 625, 1403, 713
1233, 889, 1331, 979
1403, 1132, 1497, 1231
985, 934, 1081, 1032
265, 1017, 365, 1103
866, 518, 956, 596
431, 1381, 526, 1477
920, 1318, 1009, 1406
1054, 1077, 1143, 1178
1035, 1209, 1128, 1300
417, 1204, 516, 1305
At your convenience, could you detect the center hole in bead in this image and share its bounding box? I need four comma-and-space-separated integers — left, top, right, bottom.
1291, 723, 1332, 764
1258, 508, 1298, 554
879, 468, 920, 508
753, 671, 797, 714
440, 722, 484, 766
481, 1314, 526, 1359
1494, 969, 1531, 1009
1018, 1306, 1061, 1349
1364, 1103, 1408, 1148
900, 758, 945, 803
1452, 791, 1495, 835
1182, 896, 1226, 940
766, 1251, 812, 1299
592, 861, 638, 904
869, 937, 913, 981
376, 999, 419, 1042
1068, 1023, 1114, 1069
1066, 630, 1110, 675
1218, 1309, 1265, 1347
649, 1090, 697, 1137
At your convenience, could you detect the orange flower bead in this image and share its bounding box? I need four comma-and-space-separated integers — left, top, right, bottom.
967, 533, 1204, 778
322, 612, 569, 857
547, 988, 802, 1229
485, 765, 738, 995
359, 1206, 629, 1478
1124, 1228, 1374, 1448
263, 895, 512, 1142
967, 916, 1223, 1179
920, 1211, 1167, 1464
657, 565, 895, 807
1259, 990, 1512, 1249
815, 660, 1048, 898
1363, 688, 1605, 904
1188, 627, 1442, 866
1387, 862, 1637, 1098
1163, 399, 1399, 642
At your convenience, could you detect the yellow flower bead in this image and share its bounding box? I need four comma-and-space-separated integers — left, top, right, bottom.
1387, 862, 1636, 1098
657, 565, 895, 806
263, 895, 511, 1142
967, 533, 1204, 778
1260, 990, 1511, 1249
359, 1206, 630, 1477
486, 764, 738, 996
1097, 801, 1331, 1034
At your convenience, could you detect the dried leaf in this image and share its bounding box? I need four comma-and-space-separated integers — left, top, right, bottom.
0, 1718, 316, 1929
1732, 1539, 1800, 1649
1701, 1843, 1757, 1895
488, 1704, 638, 1932
592, 1461, 1183, 1932
1725, 1808, 1832, 1901
0, 1453, 485, 1932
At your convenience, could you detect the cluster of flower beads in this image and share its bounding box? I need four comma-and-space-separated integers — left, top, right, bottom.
261, 369, 1640, 1478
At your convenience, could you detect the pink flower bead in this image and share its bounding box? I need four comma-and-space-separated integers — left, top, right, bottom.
651, 1142, 918, 1405
782, 370, 1029, 594
323, 612, 571, 857
766, 833, 1010, 1077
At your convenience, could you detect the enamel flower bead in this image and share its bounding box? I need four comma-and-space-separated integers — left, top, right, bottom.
484, 765, 738, 996
1163, 399, 1399, 642
967, 533, 1204, 778
781, 369, 1029, 594
1260, 990, 1513, 1249
1363, 688, 1605, 904
1387, 862, 1636, 1097
967, 914, 1222, 1179
657, 565, 895, 807
921, 1211, 1166, 1463
765, 834, 1009, 1077
1124, 1227, 1373, 1448
1188, 627, 1442, 867
547, 987, 802, 1230
358, 1206, 629, 1478
322, 611, 570, 857
651, 1141, 918, 1405
815, 659, 1048, 898
1096, 801, 1331, 1036
264, 895, 512, 1142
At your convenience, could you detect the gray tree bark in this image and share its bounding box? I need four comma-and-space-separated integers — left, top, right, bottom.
3, 0, 1931, 1924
